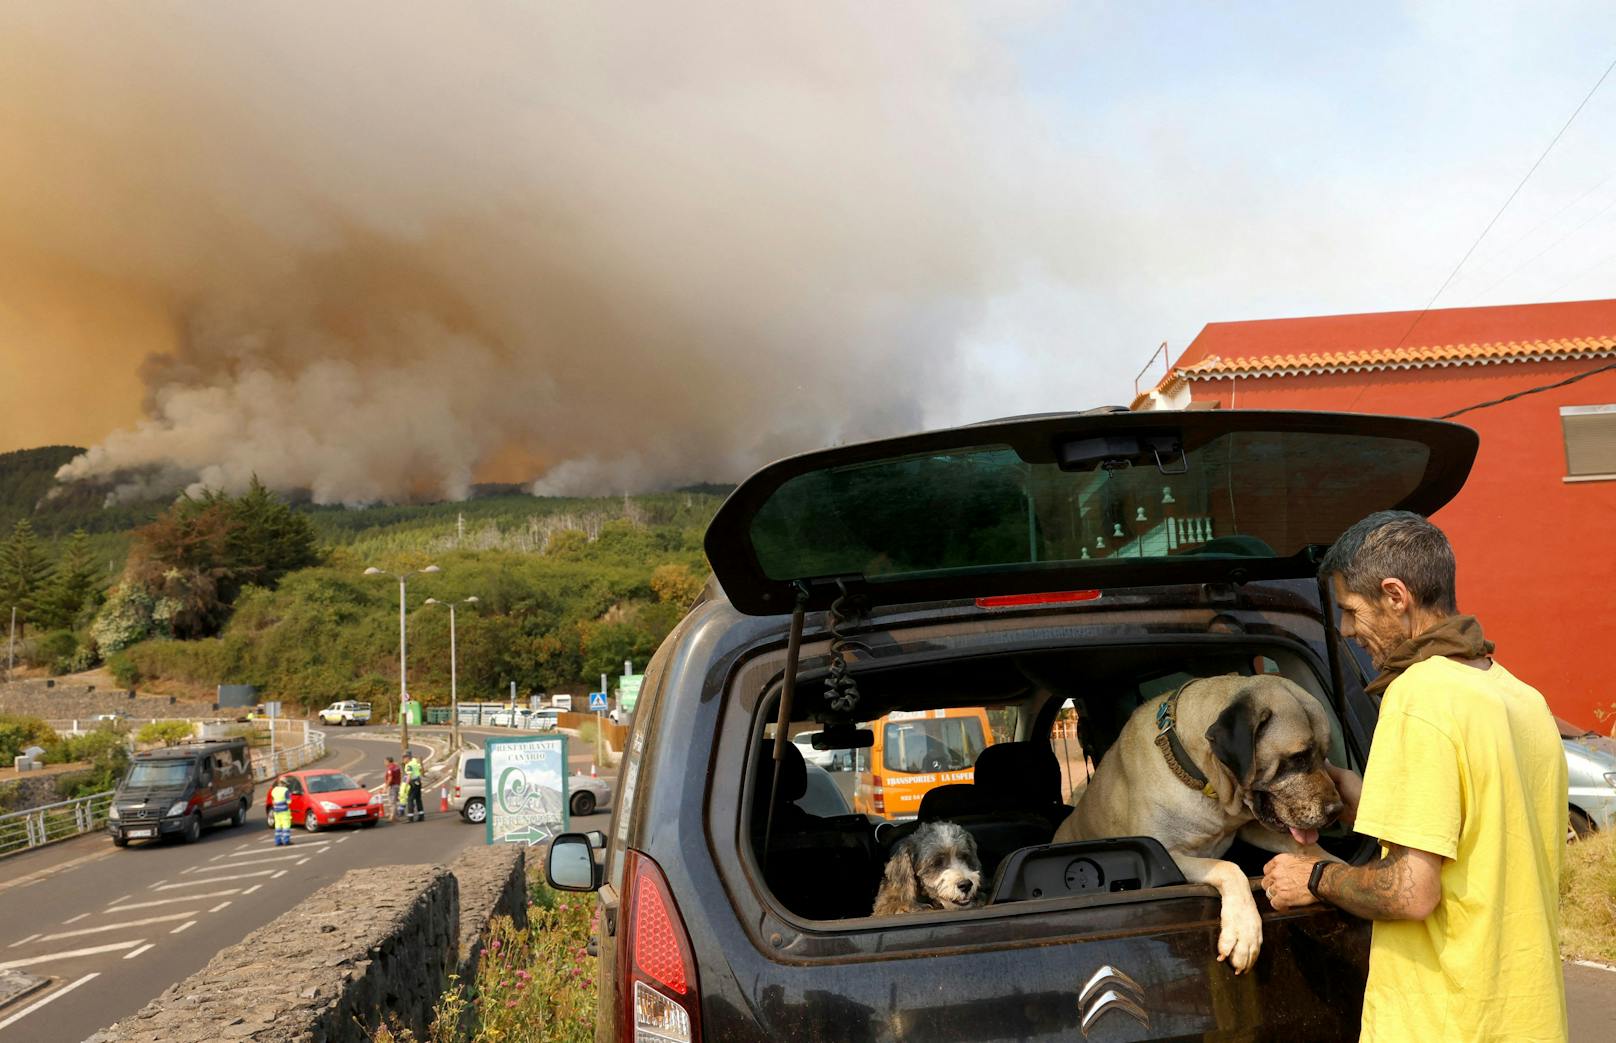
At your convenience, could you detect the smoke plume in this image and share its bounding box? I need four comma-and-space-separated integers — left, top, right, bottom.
0, 2, 1094, 503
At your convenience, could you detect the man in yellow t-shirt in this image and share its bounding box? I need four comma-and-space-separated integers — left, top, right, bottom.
1263, 511, 1567, 1042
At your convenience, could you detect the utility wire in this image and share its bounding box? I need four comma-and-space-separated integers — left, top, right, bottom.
1390, 53, 1616, 353
1437, 359, 1616, 420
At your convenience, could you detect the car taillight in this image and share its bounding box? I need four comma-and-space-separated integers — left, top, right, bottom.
871, 774, 885, 815
454, 785, 460, 798
622, 849, 700, 1043
975, 589, 1101, 608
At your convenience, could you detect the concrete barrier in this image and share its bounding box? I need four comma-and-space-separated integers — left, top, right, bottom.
87, 847, 529, 1042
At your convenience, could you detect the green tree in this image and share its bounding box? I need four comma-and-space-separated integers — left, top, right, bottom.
0, 519, 54, 635
38, 529, 102, 630
136, 720, 195, 746
228, 477, 320, 587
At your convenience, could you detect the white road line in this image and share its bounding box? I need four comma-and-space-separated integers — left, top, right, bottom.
155, 870, 278, 890
0, 972, 100, 1031
149, 880, 165, 888
296, 858, 310, 866
8, 933, 40, 948
63, 913, 89, 924
109, 895, 130, 905
35, 912, 198, 944
242, 884, 262, 895
221, 852, 311, 869
0, 940, 145, 971
228, 839, 331, 857
169, 920, 197, 935
180, 865, 199, 875
271, 870, 287, 879
209, 900, 233, 913
123, 943, 155, 960
108, 890, 240, 912
336, 836, 351, 843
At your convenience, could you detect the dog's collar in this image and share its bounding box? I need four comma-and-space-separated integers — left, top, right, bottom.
1154, 683, 1217, 800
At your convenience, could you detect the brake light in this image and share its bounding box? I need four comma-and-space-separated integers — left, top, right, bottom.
622, 850, 700, 1042
975, 589, 1101, 608
454, 785, 460, 798
871, 774, 885, 814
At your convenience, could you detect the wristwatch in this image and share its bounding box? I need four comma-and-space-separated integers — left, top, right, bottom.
1307, 859, 1331, 900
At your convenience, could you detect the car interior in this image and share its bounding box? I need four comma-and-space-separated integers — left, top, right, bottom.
745, 640, 1364, 922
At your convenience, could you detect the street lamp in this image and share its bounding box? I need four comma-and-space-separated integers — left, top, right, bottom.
364, 564, 441, 757
424, 596, 479, 754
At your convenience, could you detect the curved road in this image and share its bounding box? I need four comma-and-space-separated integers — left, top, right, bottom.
0, 726, 611, 1043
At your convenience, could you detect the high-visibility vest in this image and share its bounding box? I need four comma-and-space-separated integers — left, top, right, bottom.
404, 759, 422, 782
271, 784, 290, 812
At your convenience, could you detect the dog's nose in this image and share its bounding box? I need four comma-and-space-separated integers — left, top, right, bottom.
958, 880, 975, 898
1322, 800, 1344, 823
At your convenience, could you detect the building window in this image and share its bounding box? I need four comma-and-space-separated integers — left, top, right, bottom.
1561, 404, 1616, 482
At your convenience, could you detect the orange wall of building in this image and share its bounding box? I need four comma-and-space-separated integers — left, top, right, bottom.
1192, 362, 1616, 731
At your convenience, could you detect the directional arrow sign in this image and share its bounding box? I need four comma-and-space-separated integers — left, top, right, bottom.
495, 824, 554, 846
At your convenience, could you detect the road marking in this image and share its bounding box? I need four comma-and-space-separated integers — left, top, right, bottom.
123, 944, 155, 960
229, 838, 332, 857
35, 912, 198, 944
169, 920, 197, 935
220, 852, 311, 869
63, 913, 90, 924
155, 870, 278, 890
109, 894, 130, 905
0, 845, 119, 896
1571, 958, 1616, 973
0, 972, 100, 1031
242, 884, 262, 895
108, 890, 240, 912
296, 858, 310, 866
0, 940, 145, 971
8, 933, 40, 948
180, 865, 199, 875
271, 870, 287, 879
209, 901, 233, 913
336, 835, 351, 843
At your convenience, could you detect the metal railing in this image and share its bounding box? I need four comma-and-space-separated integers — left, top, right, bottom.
251, 729, 327, 781
0, 790, 115, 858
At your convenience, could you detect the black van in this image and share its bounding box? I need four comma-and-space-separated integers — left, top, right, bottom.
108, 739, 256, 846
548, 409, 1478, 1041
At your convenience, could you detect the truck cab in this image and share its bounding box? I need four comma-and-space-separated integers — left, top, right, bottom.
108, 740, 255, 846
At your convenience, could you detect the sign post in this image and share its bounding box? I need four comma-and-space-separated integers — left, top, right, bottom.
484, 735, 569, 846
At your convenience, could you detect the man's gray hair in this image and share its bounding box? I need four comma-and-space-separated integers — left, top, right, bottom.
1318, 510, 1457, 614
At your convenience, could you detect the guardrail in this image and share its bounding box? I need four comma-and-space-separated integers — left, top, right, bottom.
0, 790, 115, 857
253, 728, 327, 780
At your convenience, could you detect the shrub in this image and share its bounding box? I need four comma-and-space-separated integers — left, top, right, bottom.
46, 728, 131, 797
136, 720, 196, 747
107, 651, 142, 688
0, 713, 57, 762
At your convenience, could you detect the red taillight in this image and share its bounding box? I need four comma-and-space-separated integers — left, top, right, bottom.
870, 774, 885, 814
622, 850, 700, 1042
975, 589, 1101, 608
453, 785, 460, 798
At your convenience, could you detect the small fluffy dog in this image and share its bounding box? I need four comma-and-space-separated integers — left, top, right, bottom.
873, 821, 986, 916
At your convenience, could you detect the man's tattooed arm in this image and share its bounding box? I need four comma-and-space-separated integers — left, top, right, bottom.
1316, 844, 1443, 921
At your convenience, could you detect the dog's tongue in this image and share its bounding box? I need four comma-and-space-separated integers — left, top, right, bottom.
1289, 827, 1319, 846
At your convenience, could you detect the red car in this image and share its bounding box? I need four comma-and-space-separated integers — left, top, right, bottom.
264, 769, 384, 832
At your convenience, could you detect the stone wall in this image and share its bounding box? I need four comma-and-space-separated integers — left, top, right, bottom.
0, 679, 215, 722
88, 847, 532, 1042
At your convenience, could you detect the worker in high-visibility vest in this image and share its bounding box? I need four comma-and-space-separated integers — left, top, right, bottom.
270, 777, 294, 846
403, 753, 425, 823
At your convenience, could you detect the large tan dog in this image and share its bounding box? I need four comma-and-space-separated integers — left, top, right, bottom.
1054, 674, 1343, 974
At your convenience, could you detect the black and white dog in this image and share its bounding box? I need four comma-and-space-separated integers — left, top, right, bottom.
873, 821, 985, 916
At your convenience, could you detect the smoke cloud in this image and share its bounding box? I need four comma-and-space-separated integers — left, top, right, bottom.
0, 2, 1091, 503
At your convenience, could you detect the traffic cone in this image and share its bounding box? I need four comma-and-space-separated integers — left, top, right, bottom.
439, 787, 449, 813
591, 762, 597, 777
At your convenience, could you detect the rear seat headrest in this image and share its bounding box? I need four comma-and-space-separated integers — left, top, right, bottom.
973, 742, 1062, 805
754, 737, 808, 804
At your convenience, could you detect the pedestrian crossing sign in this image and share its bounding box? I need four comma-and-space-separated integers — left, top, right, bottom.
588, 691, 608, 712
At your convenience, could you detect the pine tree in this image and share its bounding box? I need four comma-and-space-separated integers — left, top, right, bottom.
39, 530, 102, 630
0, 519, 54, 636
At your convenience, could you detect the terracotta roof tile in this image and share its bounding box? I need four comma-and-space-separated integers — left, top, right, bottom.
1170, 334, 1616, 382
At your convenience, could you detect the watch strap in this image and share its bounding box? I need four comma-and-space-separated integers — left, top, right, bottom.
1307, 859, 1331, 899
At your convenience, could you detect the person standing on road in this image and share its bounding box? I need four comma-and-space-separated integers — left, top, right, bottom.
384, 756, 403, 822
404, 752, 425, 822
270, 776, 293, 847
1262, 511, 1567, 1042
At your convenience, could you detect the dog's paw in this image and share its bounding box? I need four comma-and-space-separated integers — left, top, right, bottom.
1216, 898, 1263, 974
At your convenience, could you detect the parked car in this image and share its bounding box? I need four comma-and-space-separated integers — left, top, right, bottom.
531, 709, 562, 732
265, 768, 384, 831
546, 409, 1482, 1041
452, 752, 614, 822
789, 729, 838, 770
108, 740, 254, 846
1563, 734, 1616, 839
318, 701, 372, 726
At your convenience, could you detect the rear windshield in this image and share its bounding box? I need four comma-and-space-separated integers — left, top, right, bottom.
881, 715, 986, 774
305, 773, 361, 793
747, 430, 1431, 583
125, 761, 193, 788
464, 758, 485, 781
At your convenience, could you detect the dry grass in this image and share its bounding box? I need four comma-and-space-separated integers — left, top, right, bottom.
1562, 829, 1616, 964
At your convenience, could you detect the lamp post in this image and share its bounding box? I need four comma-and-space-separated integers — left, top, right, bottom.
424, 596, 478, 755
6, 606, 15, 685
364, 565, 441, 758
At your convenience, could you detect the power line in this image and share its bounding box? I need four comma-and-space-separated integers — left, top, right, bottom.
1448, 166, 1616, 298
1437, 359, 1616, 420
1390, 53, 1616, 352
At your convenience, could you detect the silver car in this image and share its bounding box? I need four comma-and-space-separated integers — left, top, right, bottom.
1564, 735, 1616, 839
450, 752, 614, 823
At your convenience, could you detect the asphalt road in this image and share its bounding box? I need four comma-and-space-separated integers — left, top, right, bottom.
0, 726, 613, 1043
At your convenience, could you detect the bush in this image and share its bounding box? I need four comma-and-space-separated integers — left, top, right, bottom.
136, 720, 196, 747
107, 651, 142, 688
0, 713, 57, 762
21, 629, 77, 671
46, 728, 130, 797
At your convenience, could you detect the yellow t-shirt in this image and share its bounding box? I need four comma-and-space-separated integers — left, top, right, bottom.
1354, 655, 1568, 1042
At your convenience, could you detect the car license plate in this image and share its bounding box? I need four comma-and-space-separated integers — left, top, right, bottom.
127, 828, 153, 838
344, 809, 368, 818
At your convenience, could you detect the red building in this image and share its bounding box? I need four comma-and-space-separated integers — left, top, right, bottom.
1134, 298, 1616, 731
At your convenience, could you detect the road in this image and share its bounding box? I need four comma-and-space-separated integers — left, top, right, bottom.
0, 726, 612, 1043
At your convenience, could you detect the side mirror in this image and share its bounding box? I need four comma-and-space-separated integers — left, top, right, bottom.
584, 829, 608, 849
548, 832, 602, 892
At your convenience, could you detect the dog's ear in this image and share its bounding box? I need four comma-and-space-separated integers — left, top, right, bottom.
1204, 695, 1271, 785
874, 840, 920, 916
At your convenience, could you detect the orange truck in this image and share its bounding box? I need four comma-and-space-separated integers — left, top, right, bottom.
852, 706, 994, 820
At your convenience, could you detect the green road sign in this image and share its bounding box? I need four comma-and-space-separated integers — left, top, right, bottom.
484, 735, 569, 847
618, 674, 643, 713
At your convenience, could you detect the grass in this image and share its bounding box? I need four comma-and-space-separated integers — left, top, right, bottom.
1562, 829, 1616, 964
377, 877, 598, 1043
